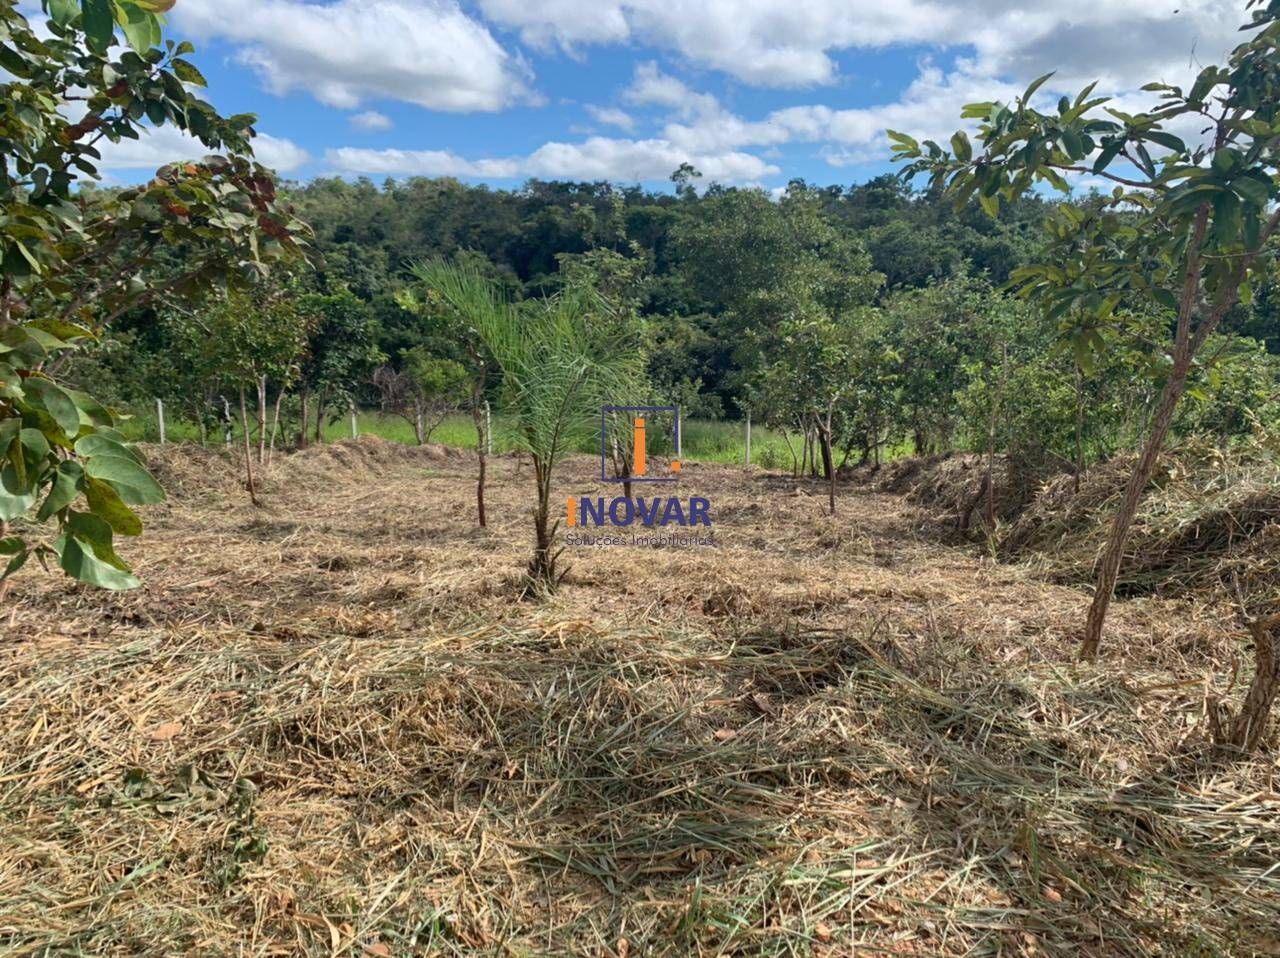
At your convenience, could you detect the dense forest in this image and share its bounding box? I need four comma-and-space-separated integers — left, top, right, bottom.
74, 170, 1280, 485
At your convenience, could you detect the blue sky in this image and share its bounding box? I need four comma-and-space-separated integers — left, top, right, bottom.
93, 0, 1248, 193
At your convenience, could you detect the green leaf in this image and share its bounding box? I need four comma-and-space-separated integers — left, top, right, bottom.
47, 0, 80, 24
58, 535, 140, 590
1, 549, 30, 582
171, 58, 207, 86
85, 476, 143, 535
1092, 139, 1123, 174
83, 454, 164, 505
18, 427, 50, 461
37, 460, 83, 521
0, 464, 37, 521
1022, 71, 1054, 104
950, 131, 972, 163
1212, 189, 1241, 246
75, 432, 143, 463
81, 0, 115, 52
24, 378, 81, 439
1144, 130, 1185, 153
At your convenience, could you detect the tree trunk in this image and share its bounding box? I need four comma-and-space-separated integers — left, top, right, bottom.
781, 428, 798, 478
267, 388, 284, 468
472, 396, 487, 528
256, 375, 267, 465
822, 414, 836, 515
817, 423, 833, 482
299, 388, 310, 449
1074, 367, 1085, 495
1081, 204, 1213, 658
528, 456, 560, 590
414, 401, 425, 445
1080, 334, 1195, 657
239, 386, 259, 507
1224, 614, 1280, 752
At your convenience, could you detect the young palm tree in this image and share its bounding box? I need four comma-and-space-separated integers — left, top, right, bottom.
414, 260, 639, 591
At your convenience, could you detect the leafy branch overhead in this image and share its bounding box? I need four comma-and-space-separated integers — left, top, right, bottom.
890, 0, 1280, 657
0, 0, 308, 588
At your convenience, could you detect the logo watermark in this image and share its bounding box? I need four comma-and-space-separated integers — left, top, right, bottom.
564, 406, 715, 548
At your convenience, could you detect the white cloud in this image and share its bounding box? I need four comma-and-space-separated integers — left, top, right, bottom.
175, 0, 533, 112
624, 62, 719, 119
325, 136, 778, 183
252, 133, 313, 172
584, 104, 635, 131
478, 0, 1245, 91
349, 110, 393, 132
95, 126, 310, 173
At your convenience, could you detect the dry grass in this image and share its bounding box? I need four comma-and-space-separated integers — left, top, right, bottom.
999, 440, 1280, 615
1, 438, 1278, 956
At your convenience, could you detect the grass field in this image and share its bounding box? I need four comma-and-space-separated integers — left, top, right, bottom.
3, 438, 1277, 955
115, 406, 806, 467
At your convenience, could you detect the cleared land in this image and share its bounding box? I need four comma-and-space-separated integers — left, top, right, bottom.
1, 439, 1277, 956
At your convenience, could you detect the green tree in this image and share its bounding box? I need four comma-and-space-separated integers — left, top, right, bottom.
373, 348, 468, 445
295, 288, 382, 445
893, 2, 1280, 645
0, 0, 305, 589
172, 288, 306, 503
416, 260, 640, 591
892, 0, 1280, 743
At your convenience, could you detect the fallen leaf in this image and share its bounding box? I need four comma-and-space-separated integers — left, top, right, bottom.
364, 943, 392, 957
750, 692, 776, 716
815, 922, 832, 943
617, 937, 630, 958
150, 722, 182, 741
713, 728, 737, 742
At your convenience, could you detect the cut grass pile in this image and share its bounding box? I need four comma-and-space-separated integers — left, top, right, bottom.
2, 438, 1277, 955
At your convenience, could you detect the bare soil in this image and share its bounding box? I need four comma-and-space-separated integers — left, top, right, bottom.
1, 438, 1276, 956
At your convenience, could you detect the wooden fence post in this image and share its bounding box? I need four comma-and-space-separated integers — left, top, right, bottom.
350, 406, 358, 439
745, 413, 752, 467
155, 398, 166, 444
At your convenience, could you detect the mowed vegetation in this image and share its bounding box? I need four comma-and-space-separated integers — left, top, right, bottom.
5, 440, 1280, 956
3, 0, 1280, 954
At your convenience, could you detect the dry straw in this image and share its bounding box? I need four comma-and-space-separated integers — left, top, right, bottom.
1, 437, 1277, 954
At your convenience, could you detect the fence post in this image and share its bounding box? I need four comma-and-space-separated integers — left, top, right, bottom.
350, 406, 358, 439
745, 412, 752, 467
484, 401, 493, 455
155, 398, 166, 444
675, 407, 682, 459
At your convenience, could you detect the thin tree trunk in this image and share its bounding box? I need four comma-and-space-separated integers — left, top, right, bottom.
267, 388, 284, 468
817, 423, 833, 482
239, 386, 259, 506
472, 393, 487, 528
256, 375, 267, 465
1081, 204, 1211, 659
984, 343, 1007, 530
1074, 367, 1085, 494
528, 456, 560, 589
1080, 353, 1193, 657
1225, 614, 1280, 752
823, 411, 836, 515
299, 388, 310, 449
781, 428, 798, 478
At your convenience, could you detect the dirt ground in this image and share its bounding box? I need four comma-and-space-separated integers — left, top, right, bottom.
1, 438, 1277, 956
